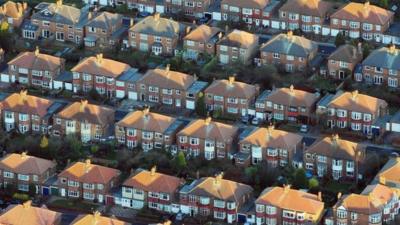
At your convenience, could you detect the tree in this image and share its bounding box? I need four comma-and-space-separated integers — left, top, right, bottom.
195, 92, 207, 117
0, 21, 9, 32
40, 136, 49, 149
175, 152, 187, 171
379, 0, 389, 9
292, 168, 308, 189
89, 88, 102, 101
335, 32, 346, 47
308, 177, 319, 190
90, 145, 99, 155
28, 183, 37, 197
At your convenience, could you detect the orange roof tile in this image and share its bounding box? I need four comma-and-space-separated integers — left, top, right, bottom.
0, 153, 55, 175
71, 211, 130, 225
376, 157, 400, 185
0, 201, 61, 225
218, 29, 258, 49
139, 66, 195, 90
328, 90, 388, 114
221, 0, 269, 9
256, 186, 324, 215
280, 0, 334, 18
71, 54, 131, 78
0, 1, 28, 19
240, 126, 302, 149
331, 2, 394, 25
184, 24, 221, 43
8, 49, 64, 72
56, 100, 114, 125
1, 90, 53, 117
205, 76, 258, 99
265, 86, 319, 107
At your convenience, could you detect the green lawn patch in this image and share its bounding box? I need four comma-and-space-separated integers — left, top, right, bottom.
49, 199, 99, 213
324, 181, 354, 194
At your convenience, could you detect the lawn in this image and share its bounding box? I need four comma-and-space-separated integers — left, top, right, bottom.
324, 181, 354, 194
49, 199, 99, 213
278, 123, 301, 133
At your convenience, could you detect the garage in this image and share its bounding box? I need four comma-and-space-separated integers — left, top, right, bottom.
128, 91, 138, 100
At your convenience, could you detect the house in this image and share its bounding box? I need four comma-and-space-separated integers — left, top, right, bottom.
326, 90, 388, 135
236, 125, 302, 167
128, 13, 185, 56
326, 184, 399, 225
57, 159, 120, 203
303, 134, 366, 180
84, 11, 127, 48
120, 167, 182, 213
204, 76, 258, 117
220, 0, 269, 26
0, 152, 56, 194
183, 24, 222, 60
255, 85, 320, 124
373, 157, 400, 192
330, 1, 394, 42
126, 0, 157, 14
179, 173, 253, 224
52, 100, 115, 143
164, 0, 212, 18
255, 185, 324, 225
260, 31, 318, 73
115, 68, 143, 99
7, 48, 65, 88
0, 1, 29, 28
0, 90, 65, 134
71, 54, 131, 97
134, 65, 207, 109
23, 0, 89, 43
359, 44, 400, 88
278, 0, 333, 34
115, 108, 184, 151
176, 117, 238, 159
71, 211, 130, 225
0, 201, 62, 225
216, 29, 259, 65
327, 44, 363, 80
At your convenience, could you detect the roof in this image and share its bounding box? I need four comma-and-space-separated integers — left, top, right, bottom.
58, 160, 120, 184
56, 100, 115, 125
328, 90, 388, 114
221, 0, 269, 9
0, 1, 28, 18
331, 2, 394, 25
71, 54, 131, 78
130, 14, 182, 38
184, 176, 253, 202
305, 135, 365, 161
123, 168, 181, 194
362, 46, 400, 70
117, 109, 176, 134
279, 0, 333, 18
0, 153, 55, 175
183, 24, 221, 43
1, 91, 53, 117
71, 212, 129, 225
116, 68, 142, 82
0, 201, 61, 225
8, 50, 64, 71
256, 186, 324, 215
328, 44, 363, 63
239, 126, 302, 149
260, 32, 318, 57
86, 11, 123, 29
218, 29, 258, 49
178, 118, 238, 141
205, 77, 257, 99
139, 67, 195, 90
375, 157, 400, 186
31, 1, 87, 25
264, 86, 319, 107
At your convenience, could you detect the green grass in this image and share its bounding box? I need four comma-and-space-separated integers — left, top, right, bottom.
324, 181, 354, 194
278, 123, 301, 133
49, 199, 99, 212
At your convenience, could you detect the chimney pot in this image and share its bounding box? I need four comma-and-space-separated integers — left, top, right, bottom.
228, 76, 235, 85
150, 166, 156, 176
204, 117, 212, 125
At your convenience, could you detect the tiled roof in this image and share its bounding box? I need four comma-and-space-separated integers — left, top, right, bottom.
32, 1, 86, 25
221, 0, 269, 9
117, 108, 176, 134
71, 211, 130, 225
205, 77, 257, 99
71, 54, 131, 78
375, 157, 400, 186
328, 90, 388, 114
58, 160, 120, 184
264, 85, 319, 107
256, 186, 324, 215
218, 29, 258, 48
183, 24, 221, 43
363, 45, 400, 70
130, 13, 182, 38
328, 44, 363, 63
177, 117, 238, 141
123, 167, 181, 194
260, 32, 318, 57
0, 153, 55, 175
1, 90, 53, 117
139, 66, 195, 90
86, 11, 123, 29
239, 126, 302, 149
280, 0, 333, 18
0, 201, 61, 225
8, 49, 64, 71
56, 100, 115, 125
0, 1, 28, 18
331, 2, 394, 25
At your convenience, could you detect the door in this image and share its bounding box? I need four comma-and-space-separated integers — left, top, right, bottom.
175, 99, 181, 107
42, 187, 49, 196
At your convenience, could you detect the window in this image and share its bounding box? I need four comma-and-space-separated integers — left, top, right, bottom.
68, 180, 79, 187
68, 190, 79, 197
18, 184, 29, 192
273, 53, 280, 59
17, 174, 29, 181
83, 183, 95, 189
3, 171, 14, 178
369, 214, 381, 223
179, 136, 187, 143
337, 210, 347, 218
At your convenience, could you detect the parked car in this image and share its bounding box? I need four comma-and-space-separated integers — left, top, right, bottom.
176, 213, 184, 221
241, 115, 250, 124
198, 17, 210, 24
300, 124, 308, 133
138, 12, 151, 18
251, 117, 261, 125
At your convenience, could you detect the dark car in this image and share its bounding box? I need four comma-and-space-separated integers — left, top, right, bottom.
138, 12, 151, 18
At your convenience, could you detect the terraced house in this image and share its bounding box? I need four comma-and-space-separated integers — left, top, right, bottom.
327, 44, 363, 80
326, 90, 388, 134
52, 100, 115, 143
0, 152, 56, 194
216, 29, 259, 65
128, 13, 185, 56
0, 90, 64, 134
7, 48, 65, 88
179, 173, 253, 224
260, 31, 318, 73
115, 108, 184, 151
177, 117, 238, 159
236, 126, 302, 167
120, 167, 182, 213
330, 1, 394, 42
135, 65, 208, 110
326, 184, 399, 225
183, 24, 222, 60
23, 0, 89, 43
204, 76, 258, 117
304, 134, 366, 180
255, 85, 319, 124
71, 54, 131, 97
255, 186, 324, 225
57, 159, 120, 203
220, 0, 269, 26
359, 44, 400, 88
164, 0, 212, 18
0, 1, 29, 28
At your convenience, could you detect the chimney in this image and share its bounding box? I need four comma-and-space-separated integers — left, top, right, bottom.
228, 76, 235, 85
318, 192, 322, 201
96, 53, 103, 64
364, 1, 370, 15
165, 64, 170, 72
289, 84, 294, 93
287, 30, 293, 39
80, 100, 88, 112
193, 73, 198, 81
389, 44, 396, 55
56, 0, 63, 7
153, 13, 160, 21
218, 32, 223, 40
93, 211, 101, 221
84, 159, 91, 173
351, 90, 359, 100
337, 192, 342, 199
379, 176, 386, 185
186, 26, 191, 35
21, 151, 27, 159
22, 200, 32, 209
150, 166, 156, 176
142, 107, 150, 117
164, 221, 172, 225
204, 117, 212, 125
16, 3, 23, 16
283, 184, 291, 193
214, 172, 223, 185
19, 90, 28, 102
34, 46, 39, 56
23, 2, 28, 10
267, 124, 274, 137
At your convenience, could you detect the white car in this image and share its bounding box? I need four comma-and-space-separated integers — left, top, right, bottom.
300, 124, 308, 133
